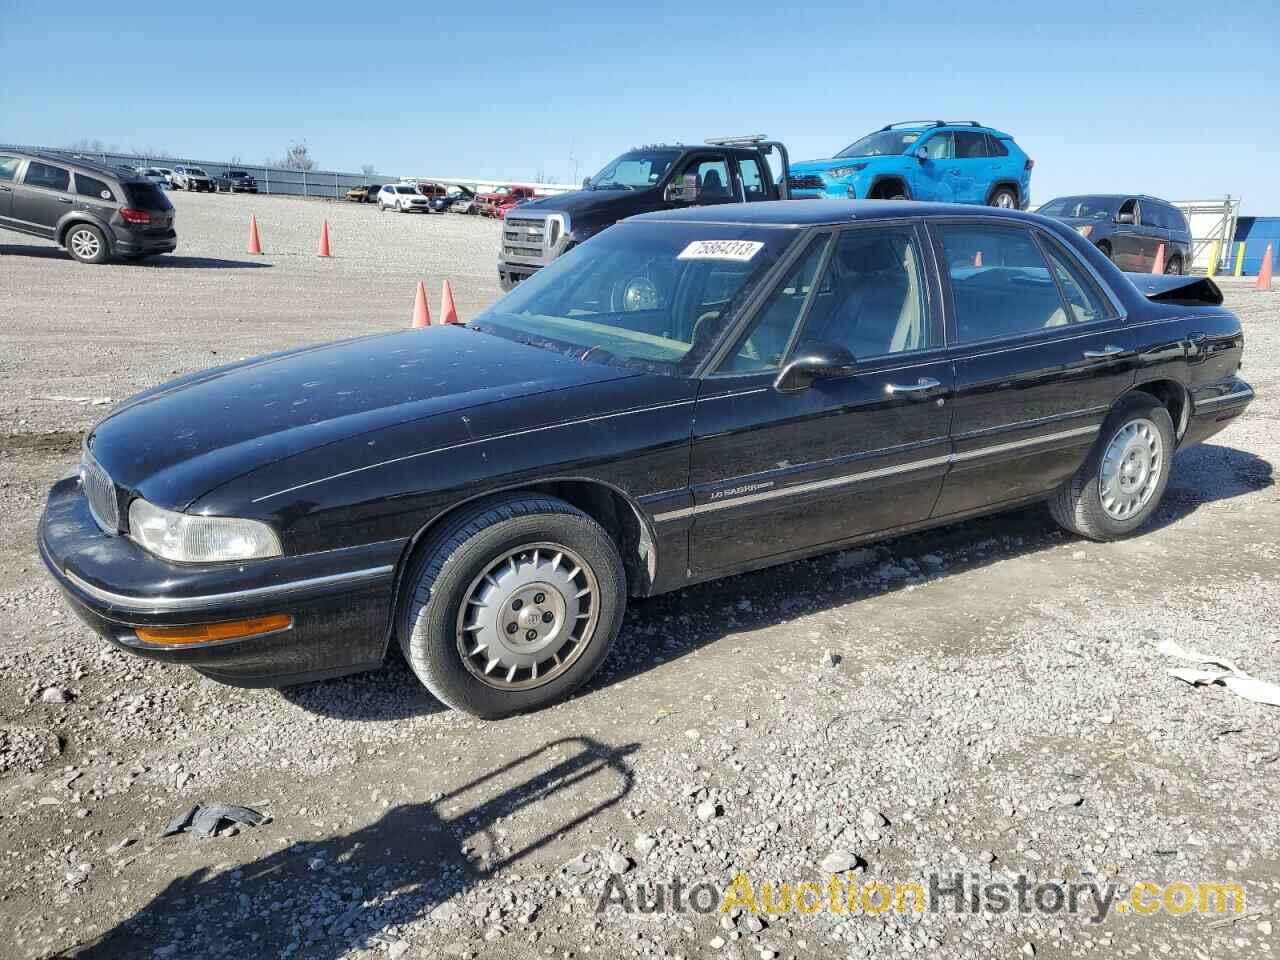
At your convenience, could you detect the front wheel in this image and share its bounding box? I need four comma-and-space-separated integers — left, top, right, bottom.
1048, 393, 1175, 541
398, 495, 627, 718
65, 224, 109, 264
989, 188, 1018, 209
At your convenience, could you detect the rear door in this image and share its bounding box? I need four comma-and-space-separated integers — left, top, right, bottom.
951, 131, 990, 203
687, 222, 953, 575
0, 154, 20, 224
11, 159, 74, 238
929, 219, 1134, 517
1138, 200, 1170, 268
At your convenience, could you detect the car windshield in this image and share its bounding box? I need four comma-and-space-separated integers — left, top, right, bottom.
189, 168, 208, 176
394, 186, 418, 194
587, 149, 681, 190
471, 221, 797, 376
1036, 196, 1118, 220
835, 130, 923, 158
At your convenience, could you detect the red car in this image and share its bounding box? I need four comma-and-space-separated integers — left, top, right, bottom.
476, 185, 536, 219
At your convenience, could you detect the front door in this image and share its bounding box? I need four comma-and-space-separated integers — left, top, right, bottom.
911, 131, 957, 202
671, 152, 735, 208
0, 155, 21, 225
1110, 198, 1145, 271
928, 219, 1135, 517
688, 222, 954, 575
11, 159, 73, 238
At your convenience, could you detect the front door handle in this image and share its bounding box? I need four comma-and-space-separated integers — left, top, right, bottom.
56, 197, 73, 204
1082, 345, 1124, 359
0, 185, 11, 193
885, 377, 942, 395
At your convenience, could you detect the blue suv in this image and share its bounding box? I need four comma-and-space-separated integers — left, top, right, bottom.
788, 121, 1033, 208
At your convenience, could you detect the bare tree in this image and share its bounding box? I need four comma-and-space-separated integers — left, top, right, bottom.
361, 163, 377, 177
64, 137, 119, 155
280, 141, 317, 171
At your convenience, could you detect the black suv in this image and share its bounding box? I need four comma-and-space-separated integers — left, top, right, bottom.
0, 151, 176, 264
217, 169, 258, 193
1036, 194, 1192, 274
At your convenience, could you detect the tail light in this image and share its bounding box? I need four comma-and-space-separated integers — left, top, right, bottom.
1025, 159, 1035, 171
118, 207, 152, 225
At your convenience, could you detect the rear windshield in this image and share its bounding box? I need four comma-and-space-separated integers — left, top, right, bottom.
125, 181, 173, 210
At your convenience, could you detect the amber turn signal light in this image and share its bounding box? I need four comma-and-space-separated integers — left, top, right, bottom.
134, 614, 293, 646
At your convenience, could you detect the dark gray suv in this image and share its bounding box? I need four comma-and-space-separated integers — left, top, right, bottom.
0, 151, 177, 264
1036, 194, 1191, 274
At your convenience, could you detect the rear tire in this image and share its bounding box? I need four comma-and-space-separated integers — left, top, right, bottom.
989, 187, 1018, 209
65, 224, 109, 264
1164, 256, 1182, 275
1048, 393, 1175, 541
1096, 241, 1113, 262
397, 495, 627, 719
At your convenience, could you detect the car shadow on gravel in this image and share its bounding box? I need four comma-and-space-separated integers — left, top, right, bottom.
277, 444, 1269, 721
0, 244, 271, 269
54, 736, 638, 960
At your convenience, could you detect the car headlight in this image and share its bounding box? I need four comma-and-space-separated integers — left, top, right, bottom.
826, 164, 867, 180
1075, 225, 1093, 238
128, 498, 282, 563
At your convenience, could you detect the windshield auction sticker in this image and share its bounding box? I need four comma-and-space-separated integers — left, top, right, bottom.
677, 240, 765, 262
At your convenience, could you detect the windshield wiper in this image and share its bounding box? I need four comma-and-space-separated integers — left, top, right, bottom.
592, 182, 634, 192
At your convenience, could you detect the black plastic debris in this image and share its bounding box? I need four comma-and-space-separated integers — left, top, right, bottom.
162, 803, 268, 839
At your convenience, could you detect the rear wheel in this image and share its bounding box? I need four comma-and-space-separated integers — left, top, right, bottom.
1164, 256, 1182, 275
65, 224, 109, 264
398, 495, 627, 718
1096, 241, 1113, 262
1048, 393, 1175, 541
989, 187, 1018, 209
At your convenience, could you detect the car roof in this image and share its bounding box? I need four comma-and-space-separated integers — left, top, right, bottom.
629, 199, 1050, 228
1043, 194, 1176, 205
21, 150, 146, 182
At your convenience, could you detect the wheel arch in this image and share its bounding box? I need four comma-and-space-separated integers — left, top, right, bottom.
1127, 379, 1190, 441
383, 477, 659, 654
867, 175, 910, 200
57, 214, 114, 252
985, 180, 1021, 206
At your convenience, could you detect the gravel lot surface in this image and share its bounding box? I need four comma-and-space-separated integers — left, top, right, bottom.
1, 192, 1277, 960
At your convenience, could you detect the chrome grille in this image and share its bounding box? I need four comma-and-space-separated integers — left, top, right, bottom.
81, 453, 120, 534
502, 215, 548, 263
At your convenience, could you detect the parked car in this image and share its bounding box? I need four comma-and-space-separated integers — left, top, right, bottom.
0, 149, 177, 263
477, 185, 537, 220
431, 184, 474, 213
170, 165, 215, 192
345, 184, 381, 203
1036, 195, 1192, 274
216, 169, 259, 193
136, 167, 170, 189
152, 167, 175, 187
452, 192, 481, 215
37, 201, 1252, 718
788, 121, 1032, 209
377, 184, 431, 213
498, 136, 791, 290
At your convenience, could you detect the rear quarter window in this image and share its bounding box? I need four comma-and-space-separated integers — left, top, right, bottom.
74, 175, 116, 201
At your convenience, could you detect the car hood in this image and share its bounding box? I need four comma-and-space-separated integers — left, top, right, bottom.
790, 157, 899, 176
511, 188, 660, 233
87, 326, 637, 509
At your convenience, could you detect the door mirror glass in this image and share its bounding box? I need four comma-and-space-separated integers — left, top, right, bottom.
1116, 212, 1135, 225
773, 343, 857, 393
914, 146, 929, 161
664, 174, 699, 203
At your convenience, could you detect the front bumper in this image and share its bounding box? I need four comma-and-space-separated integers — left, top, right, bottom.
38, 475, 404, 687
498, 260, 541, 291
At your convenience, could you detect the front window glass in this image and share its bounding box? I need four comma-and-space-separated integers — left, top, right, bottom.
797, 227, 931, 359
835, 130, 923, 158
587, 149, 681, 190
23, 162, 70, 191
471, 222, 800, 376
1036, 196, 1116, 220
938, 225, 1069, 342
188, 167, 208, 176
0, 156, 19, 181
921, 132, 953, 160
686, 157, 733, 201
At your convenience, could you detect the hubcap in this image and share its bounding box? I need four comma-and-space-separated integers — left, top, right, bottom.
995, 192, 1015, 208
70, 229, 100, 259
1099, 418, 1163, 520
456, 542, 599, 690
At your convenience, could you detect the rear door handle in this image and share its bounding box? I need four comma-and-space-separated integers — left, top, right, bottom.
885, 377, 942, 395
1082, 345, 1124, 359
0, 185, 11, 193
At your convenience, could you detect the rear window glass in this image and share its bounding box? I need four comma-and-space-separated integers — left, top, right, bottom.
75, 175, 115, 201
954, 132, 988, 158
24, 162, 70, 191
124, 181, 171, 209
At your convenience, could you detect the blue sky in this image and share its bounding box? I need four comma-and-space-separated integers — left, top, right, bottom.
2, 0, 1277, 212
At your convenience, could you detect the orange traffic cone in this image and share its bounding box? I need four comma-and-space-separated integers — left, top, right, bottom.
973, 250, 983, 267
1151, 243, 1166, 274
412, 281, 431, 328
1256, 244, 1274, 292
318, 220, 331, 258
440, 279, 460, 325
247, 215, 262, 255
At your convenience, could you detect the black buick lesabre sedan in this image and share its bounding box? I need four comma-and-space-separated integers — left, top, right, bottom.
40, 201, 1254, 718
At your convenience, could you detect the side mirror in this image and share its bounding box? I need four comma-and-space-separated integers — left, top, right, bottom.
1116, 212, 1135, 225
773, 344, 858, 393
664, 174, 699, 203
915, 146, 929, 161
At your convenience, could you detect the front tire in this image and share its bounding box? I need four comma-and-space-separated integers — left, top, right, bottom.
398, 495, 627, 719
1048, 393, 1175, 541
65, 224, 109, 264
